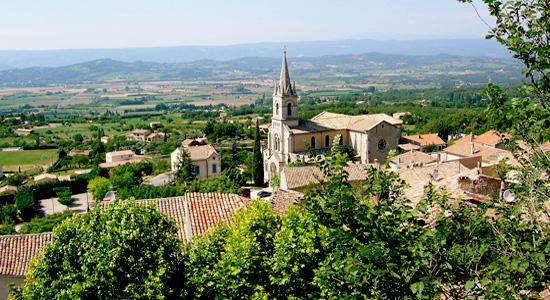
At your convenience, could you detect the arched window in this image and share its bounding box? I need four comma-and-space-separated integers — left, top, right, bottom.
311, 136, 316, 149
287, 102, 292, 116
275, 103, 279, 115
325, 135, 330, 147
339, 135, 343, 145
274, 134, 280, 151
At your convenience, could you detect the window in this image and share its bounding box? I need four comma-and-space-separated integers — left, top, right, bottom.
287, 102, 292, 116
378, 139, 387, 151
311, 137, 316, 148
325, 135, 330, 147
274, 134, 280, 151
212, 164, 217, 173
195, 166, 200, 175
275, 103, 279, 115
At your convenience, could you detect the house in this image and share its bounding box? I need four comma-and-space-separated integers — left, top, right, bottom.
0, 186, 17, 196
171, 145, 221, 180
268, 188, 303, 214
400, 133, 446, 152
279, 164, 373, 193
106, 150, 134, 163
34, 174, 58, 184
0, 233, 52, 300
454, 130, 510, 149
443, 141, 519, 171
15, 129, 33, 136
149, 121, 162, 129
389, 151, 437, 171
100, 136, 113, 144
99, 150, 142, 168
264, 52, 402, 180
0, 193, 249, 299
181, 138, 208, 147
127, 129, 151, 141
145, 132, 165, 142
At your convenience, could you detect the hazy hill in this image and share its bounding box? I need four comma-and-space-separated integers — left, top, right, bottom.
0, 38, 511, 70
0, 53, 523, 87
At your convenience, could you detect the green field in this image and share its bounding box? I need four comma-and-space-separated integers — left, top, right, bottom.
0, 149, 58, 171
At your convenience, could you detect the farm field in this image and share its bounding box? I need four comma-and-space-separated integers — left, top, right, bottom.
0, 149, 58, 172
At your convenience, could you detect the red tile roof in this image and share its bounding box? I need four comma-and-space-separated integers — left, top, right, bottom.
0, 233, 52, 278
0, 193, 248, 278
269, 188, 303, 214
119, 193, 249, 242
402, 133, 446, 147
281, 164, 370, 190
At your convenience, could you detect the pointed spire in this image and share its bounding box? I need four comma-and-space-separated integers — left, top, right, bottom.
275, 50, 296, 97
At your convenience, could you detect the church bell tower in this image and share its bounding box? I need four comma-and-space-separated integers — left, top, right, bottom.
272, 51, 298, 127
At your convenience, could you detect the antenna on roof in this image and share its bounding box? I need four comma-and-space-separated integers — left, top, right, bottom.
502, 189, 516, 203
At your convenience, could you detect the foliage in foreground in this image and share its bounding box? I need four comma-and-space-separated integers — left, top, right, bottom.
14, 200, 185, 300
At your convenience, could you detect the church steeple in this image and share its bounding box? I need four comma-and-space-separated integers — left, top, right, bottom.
274, 51, 296, 97
272, 50, 298, 126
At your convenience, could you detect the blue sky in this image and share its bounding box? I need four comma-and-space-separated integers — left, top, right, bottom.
0, 0, 492, 50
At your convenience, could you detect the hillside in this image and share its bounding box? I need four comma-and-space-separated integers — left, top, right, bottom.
0, 38, 512, 69
0, 53, 523, 88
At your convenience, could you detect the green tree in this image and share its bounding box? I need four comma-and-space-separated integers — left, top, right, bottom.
251, 123, 264, 186
15, 188, 37, 222
54, 186, 74, 206
172, 148, 196, 185
87, 177, 110, 201
15, 200, 185, 299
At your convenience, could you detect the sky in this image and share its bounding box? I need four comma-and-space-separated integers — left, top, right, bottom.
0, 0, 493, 50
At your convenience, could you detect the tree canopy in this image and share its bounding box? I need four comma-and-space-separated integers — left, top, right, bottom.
14, 200, 185, 300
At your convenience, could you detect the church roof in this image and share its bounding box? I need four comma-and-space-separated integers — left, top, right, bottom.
273, 51, 296, 97
291, 112, 402, 134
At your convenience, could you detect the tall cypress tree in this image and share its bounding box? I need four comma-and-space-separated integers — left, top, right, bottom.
252, 123, 264, 186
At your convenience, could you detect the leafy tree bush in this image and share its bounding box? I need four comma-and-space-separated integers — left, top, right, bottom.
172, 148, 196, 185
0, 204, 17, 224
87, 177, 110, 201
252, 124, 264, 186
18, 211, 74, 234
54, 186, 74, 206
15, 200, 185, 299
15, 188, 37, 222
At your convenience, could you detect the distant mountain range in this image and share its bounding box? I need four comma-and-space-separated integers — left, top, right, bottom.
0, 38, 511, 70
0, 52, 523, 87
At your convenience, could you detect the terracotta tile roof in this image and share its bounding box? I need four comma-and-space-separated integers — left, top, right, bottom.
291, 112, 402, 134
444, 142, 519, 166
132, 129, 151, 135
454, 131, 510, 147
402, 133, 446, 147
184, 145, 218, 161
131, 193, 248, 242
391, 151, 437, 171
107, 150, 134, 157
281, 164, 370, 190
98, 158, 143, 169
474, 130, 510, 146
269, 188, 303, 214
0, 233, 52, 277
398, 160, 480, 205
398, 144, 420, 151
0, 193, 247, 278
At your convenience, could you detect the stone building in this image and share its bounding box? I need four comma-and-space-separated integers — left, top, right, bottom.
263, 52, 403, 179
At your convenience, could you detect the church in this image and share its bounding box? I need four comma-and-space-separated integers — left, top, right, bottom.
264, 52, 403, 179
